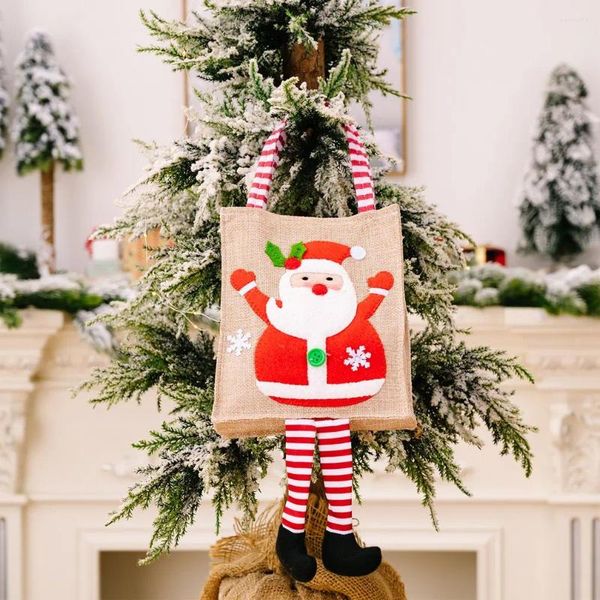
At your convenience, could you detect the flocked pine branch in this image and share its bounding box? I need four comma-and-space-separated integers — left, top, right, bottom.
139, 1, 414, 114
84, 2, 534, 562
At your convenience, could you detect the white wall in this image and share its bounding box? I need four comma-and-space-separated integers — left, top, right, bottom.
1, 0, 599, 271
0, 0, 182, 272
405, 0, 600, 266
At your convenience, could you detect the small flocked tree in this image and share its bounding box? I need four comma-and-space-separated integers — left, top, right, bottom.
519, 64, 600, 262
0, 20, 9, 159
12, 30, 83, 272
84, 2, 535, 566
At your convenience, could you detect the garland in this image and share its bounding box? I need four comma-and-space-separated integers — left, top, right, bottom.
3, 250, 598, 348
452, 263, 600, 317
0, 242, 39, 280
0, 273, 133, 352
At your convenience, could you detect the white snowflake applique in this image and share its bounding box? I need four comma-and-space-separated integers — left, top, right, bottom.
344, 345, 371, 371
226, 329, 252, 356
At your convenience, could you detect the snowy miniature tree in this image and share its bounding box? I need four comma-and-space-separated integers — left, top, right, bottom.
519, 65, 600, 262
84, 3, 534, 568
12, 30, 83, 271
0, 21, 9, 159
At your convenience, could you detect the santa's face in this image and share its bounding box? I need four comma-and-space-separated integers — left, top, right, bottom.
289, 272, 344, 294
266, 260, 357, 342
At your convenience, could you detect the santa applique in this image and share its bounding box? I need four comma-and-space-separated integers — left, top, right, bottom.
230, 240, 394, 582
230, 240, 394, 408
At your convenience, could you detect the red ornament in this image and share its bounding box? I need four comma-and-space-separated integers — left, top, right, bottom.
284, 257, 301, 270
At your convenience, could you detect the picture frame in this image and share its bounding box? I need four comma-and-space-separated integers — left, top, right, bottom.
366, 0, 408, 175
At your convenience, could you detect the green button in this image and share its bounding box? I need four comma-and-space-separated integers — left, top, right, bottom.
307, 348, 326, 367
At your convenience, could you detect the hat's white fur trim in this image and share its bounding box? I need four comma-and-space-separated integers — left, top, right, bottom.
290, 259, 348, 275
350, 246, 366, 260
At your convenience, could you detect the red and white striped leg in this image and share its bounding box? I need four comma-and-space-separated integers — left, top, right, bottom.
316, 417, 354, 535
316, 418, 382, 577
282, 418, 316, 533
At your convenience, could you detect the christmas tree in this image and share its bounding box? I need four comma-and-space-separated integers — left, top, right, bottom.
519, 64, 600, 262
85, 2, 534, 564
0, 20, 8, 159
12, 30, 83, 270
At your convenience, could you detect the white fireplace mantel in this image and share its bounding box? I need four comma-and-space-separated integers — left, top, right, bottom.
0, 306, 599, 600
438, 307, 600, 498
0, 310, 64, 495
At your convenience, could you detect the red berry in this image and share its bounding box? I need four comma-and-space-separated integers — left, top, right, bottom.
285, 257, 301, 270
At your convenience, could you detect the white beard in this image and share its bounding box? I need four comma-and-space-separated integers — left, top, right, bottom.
267, 278, 357, 342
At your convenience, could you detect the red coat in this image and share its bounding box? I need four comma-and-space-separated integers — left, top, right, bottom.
231, 269, 393, 409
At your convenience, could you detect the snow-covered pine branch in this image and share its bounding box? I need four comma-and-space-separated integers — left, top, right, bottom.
140, 1, 413, 117
518, 64, 600, 262
83, 2, 534, 562
12, 30, 83, 175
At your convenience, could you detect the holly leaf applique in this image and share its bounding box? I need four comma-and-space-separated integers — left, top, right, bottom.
265, 241, 286, 267
288, 242, 307, 260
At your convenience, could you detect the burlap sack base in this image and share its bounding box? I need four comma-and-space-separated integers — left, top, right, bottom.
214, 204, 415, 439
215, 416, 417, 439
200, 495, 407, 600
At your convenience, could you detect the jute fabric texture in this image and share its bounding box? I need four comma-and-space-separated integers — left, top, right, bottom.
213, 203, 415, 438
199, 494, 408, 600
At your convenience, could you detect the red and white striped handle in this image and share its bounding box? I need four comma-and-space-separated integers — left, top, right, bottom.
344, 123, 376, 212
246, 121, 376, 212
246, 122, 287, 209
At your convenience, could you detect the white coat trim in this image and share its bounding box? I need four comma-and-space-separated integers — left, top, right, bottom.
238, 281, 257, 296
256, 378, 385, 400
369, 287, 388, 296
307, 334, 327, 389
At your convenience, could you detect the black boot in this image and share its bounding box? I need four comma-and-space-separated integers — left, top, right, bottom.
276, 525, 317, 582
322, 530, 382, 577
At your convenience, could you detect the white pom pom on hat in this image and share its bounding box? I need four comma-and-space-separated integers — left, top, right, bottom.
350, 245, 367, 260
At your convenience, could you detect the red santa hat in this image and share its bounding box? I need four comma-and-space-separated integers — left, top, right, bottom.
302, 241, 366, 263
284, 241, 366, 278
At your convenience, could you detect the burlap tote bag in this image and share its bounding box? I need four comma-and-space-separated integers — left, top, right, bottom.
213, 122, 415, 438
